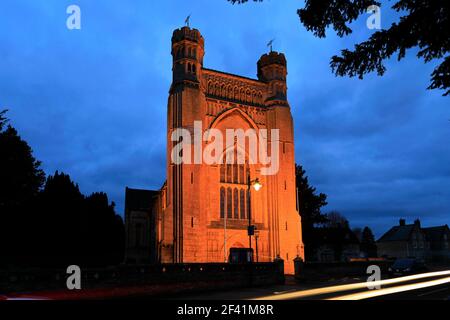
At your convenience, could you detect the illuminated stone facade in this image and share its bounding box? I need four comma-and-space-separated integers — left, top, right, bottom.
127, 27, 304, 274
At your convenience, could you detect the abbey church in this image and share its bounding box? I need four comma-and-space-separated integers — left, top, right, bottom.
124, 27, 304, 274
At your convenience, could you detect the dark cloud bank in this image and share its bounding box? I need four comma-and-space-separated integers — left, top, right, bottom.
1, 0, 448, 237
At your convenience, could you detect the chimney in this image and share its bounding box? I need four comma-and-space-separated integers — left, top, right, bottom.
414, 219, 421, 228
399, 218, 406, 226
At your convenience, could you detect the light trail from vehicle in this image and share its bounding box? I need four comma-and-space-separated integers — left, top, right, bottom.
328, 276, 450, 300
251, 270, 450, 300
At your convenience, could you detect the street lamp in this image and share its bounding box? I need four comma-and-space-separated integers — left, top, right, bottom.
247, 174, 262, 262
253, 179, 262, 191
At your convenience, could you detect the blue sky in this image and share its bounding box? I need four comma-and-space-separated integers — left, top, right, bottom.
1, 0, 449, 237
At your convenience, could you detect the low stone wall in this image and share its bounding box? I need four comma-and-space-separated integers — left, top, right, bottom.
294, 260, 391, 281
0, 262, 284, 297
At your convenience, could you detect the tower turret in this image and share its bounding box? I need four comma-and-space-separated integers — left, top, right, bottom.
257, 52, 287, 104
171, 26, 205, 86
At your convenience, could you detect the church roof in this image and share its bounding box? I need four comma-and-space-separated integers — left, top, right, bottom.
125, 187, 159, 211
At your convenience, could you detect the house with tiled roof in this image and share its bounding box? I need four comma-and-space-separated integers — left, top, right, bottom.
377, 219, 430, 260
378, 219, 450, 262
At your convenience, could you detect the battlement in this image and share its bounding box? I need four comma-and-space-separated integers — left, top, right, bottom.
172, 26, 204, 46
257, 51, 287, 69
257, 51, 287, 85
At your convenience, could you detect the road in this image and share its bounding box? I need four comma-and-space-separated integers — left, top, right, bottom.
171, 270, 450, 300
2, 270, 449, 300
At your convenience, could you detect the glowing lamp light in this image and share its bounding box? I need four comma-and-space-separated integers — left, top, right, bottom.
252, 179, 262, 191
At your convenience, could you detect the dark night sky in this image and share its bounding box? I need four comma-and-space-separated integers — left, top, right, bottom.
1, 0, 449, 237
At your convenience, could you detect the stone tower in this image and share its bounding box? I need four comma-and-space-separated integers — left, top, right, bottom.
160, 26, 304, 274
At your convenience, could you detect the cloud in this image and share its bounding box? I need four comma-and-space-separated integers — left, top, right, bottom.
0, 0, 448, 237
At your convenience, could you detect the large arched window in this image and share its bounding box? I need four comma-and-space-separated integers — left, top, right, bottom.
226, 187, 232, 219
226, 163, 232, 183
219, 148, 249, 220
233, 163, 238, 183
240, 189, 246, 219
239, 164, 245, 184
233, 188, 239, 219
220, 164, 225, 182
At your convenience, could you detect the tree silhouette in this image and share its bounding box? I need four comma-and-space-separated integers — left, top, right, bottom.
228, 0, 450, 96
323, 210, 349, 229
0, 110, 45, 265
0, 110, 45, 211
311, 225, 360, 261
360, 226, 377, 257
1, 112, 124, 268
295, 164, 328, 260
353, 227, 363, 241
37, 171, 85, 266
81, 192, 125, 266
36, 172, 125, 267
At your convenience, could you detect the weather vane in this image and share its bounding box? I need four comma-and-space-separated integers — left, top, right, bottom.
185, 14, 191, 28
267, 39, 275, 52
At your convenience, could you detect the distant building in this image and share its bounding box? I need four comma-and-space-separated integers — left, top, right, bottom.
377, 219, 450, 262
422, 225, 450, 262
124, 187, 164, 264
311, 227, 360, 262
